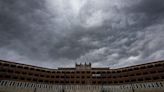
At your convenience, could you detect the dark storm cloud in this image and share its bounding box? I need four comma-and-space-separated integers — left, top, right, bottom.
0, 0, 164, 68
0, 0, 57, 63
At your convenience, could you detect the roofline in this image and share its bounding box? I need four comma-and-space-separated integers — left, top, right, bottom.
0, 59, 164, 71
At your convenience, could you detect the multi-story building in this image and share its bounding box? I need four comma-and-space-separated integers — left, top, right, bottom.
0, 59, 164, 92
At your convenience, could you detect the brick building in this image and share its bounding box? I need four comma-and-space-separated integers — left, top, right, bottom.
0, 60, 164, 92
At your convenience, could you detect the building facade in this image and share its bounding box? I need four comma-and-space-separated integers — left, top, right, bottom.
0, 60, 164, 92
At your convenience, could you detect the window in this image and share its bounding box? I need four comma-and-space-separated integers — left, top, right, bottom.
148, 65, 153, 68
36, 69, 40, 71
29, 73, 33, 75
11, 65, 16, 67
33, 78, 37, 82
13, 76, 18, 79
76, 81, 79, 83
8, 70, 14, 73
57, 71, 60, 73
46, 75, 50, 78
5, 75, 11, 78
82, 81, 85, 84
39, 80, 43, 82
153, 77, 159, 80
17, 66, 23, 68
34, 74, 39, 77
134, 67, 139, 70
131, 79, 136, 82
24, 67, 29, 69
76, 71, 80, 73
162, 76, 164, 79
87, 76, 90, 78
155, 64, 162, 67
27, 78, 31, 81
55, 81, 59, 83
30, 68, 34, 70
21, 72, 26, 75
136, 73, 141, 75
92, 81, 96, 84
15, 71, 20, 74
20, 77, 25, 80
119, 81, 123, 83
4, 64, 9, 66
138, 78, 143, 81
117, 71, 121, 73
81, 71, 85, 73
145, 78, 151, 80
140, 66, 146, 69
87, 71, 90, 73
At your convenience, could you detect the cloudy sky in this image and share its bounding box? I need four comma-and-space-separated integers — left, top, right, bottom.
0, 0, 164, 68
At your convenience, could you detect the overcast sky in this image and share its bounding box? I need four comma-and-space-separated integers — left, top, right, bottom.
0, 0, 164, 68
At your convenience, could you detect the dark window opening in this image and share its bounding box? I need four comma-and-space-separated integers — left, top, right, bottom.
4, 64, 9, 66
30, 68, 34, 70
45, 80, 49, 83
46, 75, 50, 78
11, 65, 16, 67
17, 66, 23, 68
13, 77, 18, 79
5, 75, 11, 78
162, 76, 164, 79
8, 70, 14, 73
147, 65, 153, 68
50, 81, 53, 83
92, 81, 96, 84
39, 80, 43, 82
145, 78, 151, 80
131, 79, 136, 82
155, 64, 162, 67
76, 81, 79, 83
82, 81, 85, 84
81, 71, 85, 73
87, 71, 90, 73
119, 81, 123, 83
27, 78, 31, 81
138, 78, 143, 81
15, 71, 20, 74
140, 66, 146, 69
153, 77, 159, 80
34, 74, 39, 76
24, 67, 29, 69
22, 72, 27, 74
134, 67, 139, 70
20, 77, 25, 80
33, 79, 37, 82
29, 73, 33, 75
36, 69, 40, 71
